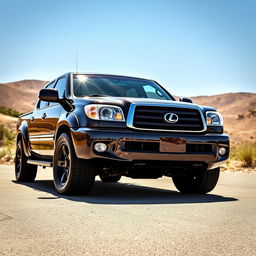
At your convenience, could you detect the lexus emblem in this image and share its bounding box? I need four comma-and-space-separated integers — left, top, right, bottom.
164, 113, 179, 123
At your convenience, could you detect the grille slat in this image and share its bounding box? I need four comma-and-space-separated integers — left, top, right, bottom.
122, 142, 213, 153
136, 109, 198, 116
132, 105, 204, 131
135, 115, 201, 122
133, 121, 202, 128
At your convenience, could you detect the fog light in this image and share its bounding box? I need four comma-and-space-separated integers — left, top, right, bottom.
94, 142, 107, 152
219, 147, 226, 156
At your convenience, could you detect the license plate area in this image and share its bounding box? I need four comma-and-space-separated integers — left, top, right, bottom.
160, 138, 186, 153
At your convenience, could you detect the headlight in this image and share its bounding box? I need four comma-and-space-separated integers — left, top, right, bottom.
85, 104, 125, 122
206, 111, 223, 126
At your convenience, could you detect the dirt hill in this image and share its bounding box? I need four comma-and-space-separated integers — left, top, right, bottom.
0, 80, 48, 113
191, 92, 256, 115
191, 93, 256, 146
0, 113, 17, 131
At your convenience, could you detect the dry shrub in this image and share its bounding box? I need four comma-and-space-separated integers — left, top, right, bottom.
237, 143, 256, 167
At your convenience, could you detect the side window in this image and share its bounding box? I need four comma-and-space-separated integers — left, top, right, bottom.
37, 82, 55, 109
49, 78, 67, 106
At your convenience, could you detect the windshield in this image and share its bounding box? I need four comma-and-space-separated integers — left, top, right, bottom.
73, 75, 173, 100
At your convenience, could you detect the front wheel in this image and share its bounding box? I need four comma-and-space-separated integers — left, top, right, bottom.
172, 168, 220, 194
53, 133, 95, 195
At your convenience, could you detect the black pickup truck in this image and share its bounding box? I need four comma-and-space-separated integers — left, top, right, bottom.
15, 72, 229, 195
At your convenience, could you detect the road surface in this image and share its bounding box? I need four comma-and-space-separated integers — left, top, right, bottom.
0, 165, 256, 255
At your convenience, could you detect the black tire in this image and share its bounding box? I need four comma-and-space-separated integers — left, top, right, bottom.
53, 133, 95, 195
99, 175, 121, 183
172, 168, 220, 194
15, 140, 37, 182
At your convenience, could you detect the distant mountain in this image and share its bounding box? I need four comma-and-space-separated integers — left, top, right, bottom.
0, 80, 48, 113
191, 92, 256, 115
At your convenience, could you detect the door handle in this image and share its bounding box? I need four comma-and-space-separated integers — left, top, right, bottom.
41, 113, 47, 119
31, 116, 34, 122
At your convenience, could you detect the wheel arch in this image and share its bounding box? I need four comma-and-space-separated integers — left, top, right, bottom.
16, 121, 31, 157
55, 110, 83, 158
55, 123, 71, 141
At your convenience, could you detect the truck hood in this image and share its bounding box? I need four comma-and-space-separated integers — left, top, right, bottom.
85, 96, 216, 112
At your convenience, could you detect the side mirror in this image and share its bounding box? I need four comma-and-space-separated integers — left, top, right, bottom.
179, 97, 193, 103
39, 88, 60, 102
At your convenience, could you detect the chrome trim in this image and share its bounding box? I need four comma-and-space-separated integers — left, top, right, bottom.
29, 134, 54, 142
27, 159, 52, 167
126, 103, 207, 133
164, 113, 179, 123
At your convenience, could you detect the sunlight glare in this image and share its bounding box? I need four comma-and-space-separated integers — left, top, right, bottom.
77, 75, 88, 82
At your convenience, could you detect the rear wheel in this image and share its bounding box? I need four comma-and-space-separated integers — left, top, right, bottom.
99, 174, 121, 183
53, 133, 95, 195
15, 140, 37, 182
172, 168, 220, 194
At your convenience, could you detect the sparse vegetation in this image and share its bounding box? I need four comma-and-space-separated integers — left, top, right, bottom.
237, 114, 244, 120
229, 146, 237, 160
236, 143, 256, 168
248, 109, 256, 117
0, 147, 12, 158
0, 125, 15, 162
0, 125, 15, 146
0, 105, 22, 117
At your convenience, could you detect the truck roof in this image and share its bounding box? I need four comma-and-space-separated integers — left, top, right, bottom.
70, 72, 154, 81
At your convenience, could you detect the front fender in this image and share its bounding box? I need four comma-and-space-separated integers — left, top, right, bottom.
55, 112, 79, 142
58, 111, 80, 128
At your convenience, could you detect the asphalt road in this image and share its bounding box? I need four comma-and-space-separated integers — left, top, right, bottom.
0, 165, 256, 256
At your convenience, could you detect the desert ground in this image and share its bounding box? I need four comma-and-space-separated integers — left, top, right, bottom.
0, 165, 256, 256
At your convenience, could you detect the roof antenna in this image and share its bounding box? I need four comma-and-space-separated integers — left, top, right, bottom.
76, 49, 78, 73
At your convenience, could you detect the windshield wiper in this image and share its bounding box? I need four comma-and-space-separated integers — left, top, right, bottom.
87, 94, 109, 97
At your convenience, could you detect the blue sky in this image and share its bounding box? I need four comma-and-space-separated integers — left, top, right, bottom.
0, 0, 255, 96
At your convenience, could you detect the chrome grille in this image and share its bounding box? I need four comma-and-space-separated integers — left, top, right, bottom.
127, 104, 206, 132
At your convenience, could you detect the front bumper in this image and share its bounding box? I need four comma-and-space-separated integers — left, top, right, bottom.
70, 128, 229, 170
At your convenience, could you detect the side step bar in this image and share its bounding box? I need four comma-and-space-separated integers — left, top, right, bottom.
27, 159, 52, 167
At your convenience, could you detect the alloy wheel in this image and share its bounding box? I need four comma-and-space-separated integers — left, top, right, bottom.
56, 144, 70, 186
